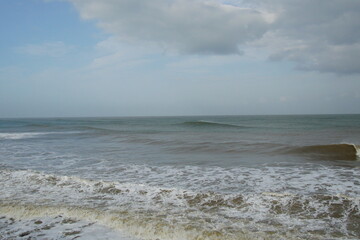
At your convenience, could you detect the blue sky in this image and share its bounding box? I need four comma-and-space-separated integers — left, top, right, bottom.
1, 0, 359, 117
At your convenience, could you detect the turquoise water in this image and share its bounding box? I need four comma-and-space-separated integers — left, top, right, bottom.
0, 115, 359, 239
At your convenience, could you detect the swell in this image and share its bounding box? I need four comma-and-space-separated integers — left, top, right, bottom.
285, 143, 360, 161
75, 126, 161, 135
24, 123, 51, 128
178, 121, 249, 129
119, 138, 285, 154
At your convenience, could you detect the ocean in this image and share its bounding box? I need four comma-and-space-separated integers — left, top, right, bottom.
0, 115, 359, 240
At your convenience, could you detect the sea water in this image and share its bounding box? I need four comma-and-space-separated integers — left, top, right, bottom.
0, 115, 359, 239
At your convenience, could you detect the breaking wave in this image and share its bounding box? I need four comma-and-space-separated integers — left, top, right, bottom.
0, 131, 82, 140
286, 143, 360, 161
0, 132, 51, 140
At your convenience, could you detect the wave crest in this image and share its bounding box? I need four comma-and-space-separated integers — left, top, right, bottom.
0, 132, 48, 140
286, 143, 359, 161
179, 121, 247, 129
0, 131, 82, 140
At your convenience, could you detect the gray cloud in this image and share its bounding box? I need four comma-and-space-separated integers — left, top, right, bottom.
69, 0, 268, 55
253, 0, 360, 74
269, 42, 360, 75
68, 0, 360, 74
269, 0, 360, 45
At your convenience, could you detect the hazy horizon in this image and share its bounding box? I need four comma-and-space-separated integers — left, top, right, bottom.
1, 113, 360, 120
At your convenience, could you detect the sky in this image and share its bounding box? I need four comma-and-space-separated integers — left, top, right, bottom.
0, 0, 359, 118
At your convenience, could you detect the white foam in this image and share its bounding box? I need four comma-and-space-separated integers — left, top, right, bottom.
0, 132, 47, 140
1, 168, 359, 239
0, 213, 135, 240
0, 204, 292, 240
354, 144, 360, 158
0, 131, 82, 140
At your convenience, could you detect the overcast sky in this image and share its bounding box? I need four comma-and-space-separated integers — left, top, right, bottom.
1, 0, 359, 117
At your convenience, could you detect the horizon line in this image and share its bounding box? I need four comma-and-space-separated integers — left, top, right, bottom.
1, 113, 359, 120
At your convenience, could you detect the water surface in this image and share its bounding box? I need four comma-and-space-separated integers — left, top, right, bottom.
1, 115, 359, 239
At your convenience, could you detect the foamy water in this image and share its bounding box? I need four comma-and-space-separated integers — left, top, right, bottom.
0, 214, 134, 240
1, 115, 360, 239
0, 132, 49, 140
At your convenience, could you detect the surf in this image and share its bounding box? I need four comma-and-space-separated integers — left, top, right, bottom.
285, 143, 359, 161
1, 169, 359, 239
0, 132, 50, 140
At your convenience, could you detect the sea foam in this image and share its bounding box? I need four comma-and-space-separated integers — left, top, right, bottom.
1, 168, 359, 239
0, 132, 47, 140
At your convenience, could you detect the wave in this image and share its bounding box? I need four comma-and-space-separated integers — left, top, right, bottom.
285, 143, 360, 161
179, 120, 248, 129
1, 169, 359, 239
0, 132, 51, 140
26, 123, 51, 128
0, 131, 82, 140
72, 126, 115, 133
119, 138, 284, 154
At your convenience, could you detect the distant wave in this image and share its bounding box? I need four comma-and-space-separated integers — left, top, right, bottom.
26, 123, 50, 128
286, 143, 359, 161
76, 126, 112, 132
0, 131, 80, 140
179, 120, 248, 129
0, 132, 49, 140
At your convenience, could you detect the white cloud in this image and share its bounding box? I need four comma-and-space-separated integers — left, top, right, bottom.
16, 41, 73, 57
68, 0, 269, 55
67, 0, 360, 74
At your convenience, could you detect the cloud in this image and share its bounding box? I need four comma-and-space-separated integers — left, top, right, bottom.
16, 41, 73, 57
67, 0, 360, 74
249, 0, 360, 74
68, 0, 269, 55
268, 42, 360, 74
